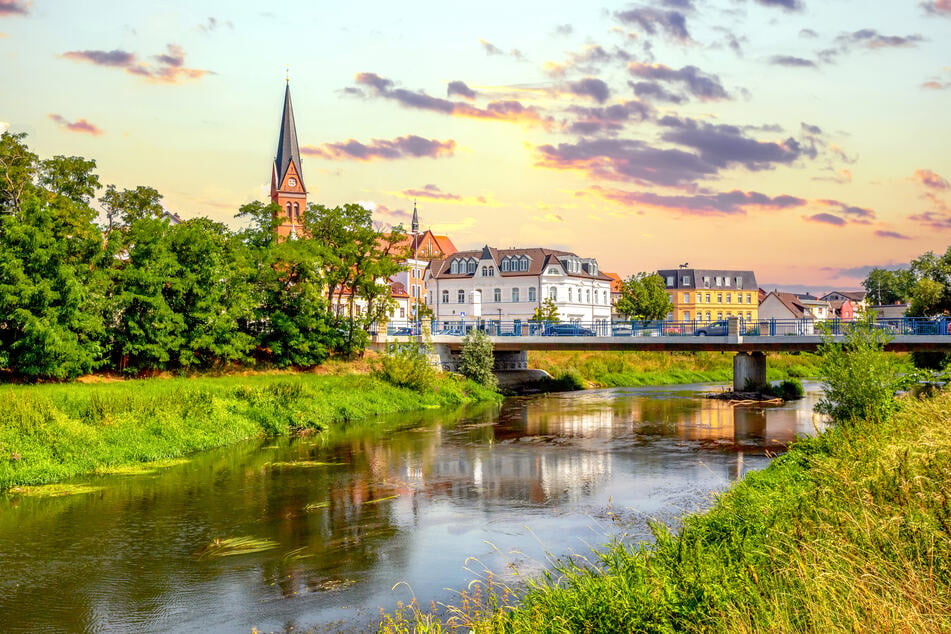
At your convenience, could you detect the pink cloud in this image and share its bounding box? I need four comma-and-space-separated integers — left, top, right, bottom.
48, 114, 104, 136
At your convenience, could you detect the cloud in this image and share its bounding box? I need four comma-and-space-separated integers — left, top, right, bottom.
806, 213, 847, 226
628, 63, 730, 100
447, 80, 477, 100
815, 198, 876, 221
0, 0, 29, 16
769, 55, 818, 68
301, 135, 456, 161
554, 24, 573, 36
563, 101, 653, 135
351, 72, 549, 127
584, 185, 808, 215
629, 81, 686, 103
614, 3, 693, 41
813, 167, 853, 184
62, 44, 212, 83
875, 230, 912, 239
47, 114, 104, 136
921, 0, 951, 17
373, 204, 412, 223
912, 168, 950, 190
922, 80, 951, 90
401, 184, 462, 201
822, 29, 925, 62
659, 116, 814, 171
568, 77, 611, 103
547, 44, 634, 77
479, 39, 503, 55
755, 0, 803, 11
799, 28, 819, 38
197, 16, 234, 32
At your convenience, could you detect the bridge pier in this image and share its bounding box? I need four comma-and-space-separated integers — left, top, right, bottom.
733, 351, 767, 391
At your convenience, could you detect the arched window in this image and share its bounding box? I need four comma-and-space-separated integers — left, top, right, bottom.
293, 202, 299, 220
285, 202, 292, 218
458, 290, 465, 303
442, 290, 449, 303
501, 259, 509, 272
586, 289, 591, 303
568, 288, 573, 302
482, 266, 488, 276
488, 267, 494, 277
450, 260, 458, 274
494, 288, 501, 302
468, 260, 476, 274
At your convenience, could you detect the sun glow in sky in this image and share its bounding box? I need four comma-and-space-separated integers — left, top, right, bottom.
1, 0, 949, 288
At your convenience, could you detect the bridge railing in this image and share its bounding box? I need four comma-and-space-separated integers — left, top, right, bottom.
382, 317, 949, 338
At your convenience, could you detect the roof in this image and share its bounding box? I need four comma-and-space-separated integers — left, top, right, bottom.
432, 234, 457, 256
389, 279, 409, 298
766, 291, 822, 319
657, 268, 758, 291
820, 290, 867, 302
603, 271, 624, 293
274, 83, 304, 191
429, 246, 612, 281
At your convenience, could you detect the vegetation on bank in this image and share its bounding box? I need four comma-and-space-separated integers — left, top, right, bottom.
527, 350, 828, 388
0, 372, 498, 491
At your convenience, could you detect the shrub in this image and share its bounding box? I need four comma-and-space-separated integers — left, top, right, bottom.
458, 330, 497, 390
766, 378, 804, 400
374, 343, 436, 392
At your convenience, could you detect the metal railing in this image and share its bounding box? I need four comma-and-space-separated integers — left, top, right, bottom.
382, 317, 950, 338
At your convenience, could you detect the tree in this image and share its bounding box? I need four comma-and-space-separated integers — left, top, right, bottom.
0, 132, 38, 213
815, 312, 904, 424
532, 297, 560, 322
616, 272, 673, 320
458, 329, 497, 390
863, 267, 915, 306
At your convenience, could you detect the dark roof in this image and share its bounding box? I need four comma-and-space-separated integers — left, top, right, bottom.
274, 83, 304, 191
820, 290, 866, 302
657, 268, 758, 291
429, 246, 612, 281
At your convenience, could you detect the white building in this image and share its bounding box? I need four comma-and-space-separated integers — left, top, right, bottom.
425, 246, 613, 329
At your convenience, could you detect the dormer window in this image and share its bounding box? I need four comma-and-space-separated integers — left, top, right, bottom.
467, 260, 476, 274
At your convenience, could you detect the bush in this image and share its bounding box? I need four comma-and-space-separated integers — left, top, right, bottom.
767, 378, 804, 400
816, 314, 903, 423
374, 343, 436, 392
458, 330, 497, 390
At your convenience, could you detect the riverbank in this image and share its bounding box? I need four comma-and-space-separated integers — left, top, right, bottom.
0, 372, 499, 491
528, 350, 825, 387
384, 389, 951, 632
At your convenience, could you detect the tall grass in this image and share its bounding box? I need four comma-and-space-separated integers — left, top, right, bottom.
0, 373, 498, 490
381, 389, 951, 632
528, 350, 827, 387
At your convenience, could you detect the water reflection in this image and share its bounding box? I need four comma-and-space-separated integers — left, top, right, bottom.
0, 383, 824, 633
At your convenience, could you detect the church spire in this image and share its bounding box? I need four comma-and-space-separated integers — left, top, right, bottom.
270, 81, 307, 241
411, 199, 419, 234
274, 83, 304, 192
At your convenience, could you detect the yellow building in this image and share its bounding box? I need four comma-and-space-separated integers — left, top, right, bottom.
657, 268, 759, 324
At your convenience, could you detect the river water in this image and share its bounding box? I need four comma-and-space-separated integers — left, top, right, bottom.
0, 382, 825, 633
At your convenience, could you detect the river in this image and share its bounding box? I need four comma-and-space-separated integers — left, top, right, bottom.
0, 382, 825, 632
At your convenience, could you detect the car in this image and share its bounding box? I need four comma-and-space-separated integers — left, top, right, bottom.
389, 326, 418, 336
694, 320, 729, 336
435, 327, 465, 336
542, 323, 596, 336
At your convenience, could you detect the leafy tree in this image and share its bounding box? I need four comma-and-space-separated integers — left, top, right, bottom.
815, 312, 904, 424
0, 134, 106, 379
458, 329, 497, 390
375, 342, 435, 392
863, 267, 915, 306
38, 155, 101, 205
532, 297, 560, 323
616, 272, 673, 320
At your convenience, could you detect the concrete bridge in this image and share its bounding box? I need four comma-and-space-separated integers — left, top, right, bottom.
375, 317, 951, 391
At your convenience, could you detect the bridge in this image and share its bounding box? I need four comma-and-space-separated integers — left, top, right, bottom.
375, 317, 951, 391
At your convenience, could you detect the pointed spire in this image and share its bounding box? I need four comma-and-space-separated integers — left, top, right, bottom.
274, 82, 304, 191
411, 199, 419, 234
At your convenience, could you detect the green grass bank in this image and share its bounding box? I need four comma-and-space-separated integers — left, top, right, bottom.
383, 389, 951, 633
0, 372, 498, 491
528, 350, 826, 387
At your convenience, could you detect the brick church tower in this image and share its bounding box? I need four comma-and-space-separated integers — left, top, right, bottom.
270, 82, 306, 240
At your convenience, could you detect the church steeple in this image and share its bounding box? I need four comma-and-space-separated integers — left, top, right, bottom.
270, 81, 307, 240
411, 199, 419, 234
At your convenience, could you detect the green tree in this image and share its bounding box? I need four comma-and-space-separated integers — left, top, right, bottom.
0, 134, 107, 379
616, 272, 673, 320
815, 312, 903, 424
532, 297, 560, 322
375, 342, 436, 392
458, 329, 497, 390
863, 267, 915, 306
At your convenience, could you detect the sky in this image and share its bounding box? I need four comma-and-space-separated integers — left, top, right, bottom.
1, 0, 949, 290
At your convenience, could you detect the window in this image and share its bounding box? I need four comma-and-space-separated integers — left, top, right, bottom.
293, 202, 299, 219
586, 289, 591, 303
549, 287, 557, 301
450, 261, 458, 274
726, 294, 732, 303
494, 288, 501, 302
705, 293, 711, 303
703, 276, 711, 288
457, 290, 465, 303
666, 276, 674, 287
715, 277, 722, 287
512, 288, 520, 302
528, 287, 537, 302
399, 308, 405, 318
746, 293, 752, 304
717, 312, 723, 320
735, 276, 743, 289
717, 293, 723, 303
724, 277, 731, 287
705, 311, 711, 321
285, 202, 292, 217
684, 312, 690, 321
501, 259, 509, 272
746, 311, 752, 320
603, 290, 608, 304
442, 290, 449, 303
682, 276, 691, 286
568, 287, 573, 302
668, 293, 673, 304
488, 267, 494, 277
482, 266, 488, 276
683, 293, 690, 303
467, 261, 476, 274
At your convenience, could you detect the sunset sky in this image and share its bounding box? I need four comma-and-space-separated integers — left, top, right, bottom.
1, 0, 949, 289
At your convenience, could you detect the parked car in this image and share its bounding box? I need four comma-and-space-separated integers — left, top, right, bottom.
543, 323, 596, 337
694, 320, 729, 336
390, 326, 419, 336
435, 327, 465, 336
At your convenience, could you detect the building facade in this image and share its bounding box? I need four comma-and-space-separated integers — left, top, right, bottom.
657, 268, 759, 323
425, 246, 613, 328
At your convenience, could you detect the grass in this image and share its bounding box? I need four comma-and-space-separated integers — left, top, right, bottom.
529, 350, 830, 388
0, 371, 499, 491
380, 388, 951, 632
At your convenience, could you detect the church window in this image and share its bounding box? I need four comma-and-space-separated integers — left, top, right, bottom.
285, 202, 292, 217
293, 202, 299, 219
